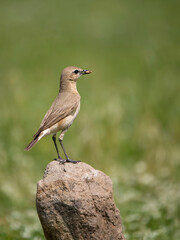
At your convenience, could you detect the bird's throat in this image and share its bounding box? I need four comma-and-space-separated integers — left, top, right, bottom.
59, 80, 78, 93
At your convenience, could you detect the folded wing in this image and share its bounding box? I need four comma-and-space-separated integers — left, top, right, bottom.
33, 92, 80, 138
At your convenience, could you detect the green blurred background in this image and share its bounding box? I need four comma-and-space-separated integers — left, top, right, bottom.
0, 0, 180, 239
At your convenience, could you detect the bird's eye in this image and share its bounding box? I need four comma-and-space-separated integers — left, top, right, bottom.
74, 70, 79, 74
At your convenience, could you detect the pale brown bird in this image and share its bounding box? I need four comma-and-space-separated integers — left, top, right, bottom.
25, 66, 92, 163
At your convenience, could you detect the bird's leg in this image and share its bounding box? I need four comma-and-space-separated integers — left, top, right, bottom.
59, 139, 68, 160
59, 139, 80, 163
52, 134, 64, 163
59, 130, 80, 164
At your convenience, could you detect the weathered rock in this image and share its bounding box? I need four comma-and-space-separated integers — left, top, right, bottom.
36, 161, 125, 240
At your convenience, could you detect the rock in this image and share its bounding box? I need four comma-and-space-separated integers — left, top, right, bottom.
36, 161, 125, 240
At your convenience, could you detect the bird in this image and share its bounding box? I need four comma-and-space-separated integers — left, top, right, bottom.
24, 66, 92, 163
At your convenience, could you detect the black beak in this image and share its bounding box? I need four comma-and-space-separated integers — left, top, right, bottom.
81, 69, 92, 75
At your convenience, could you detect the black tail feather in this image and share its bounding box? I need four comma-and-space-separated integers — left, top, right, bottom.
24, 137, 39, 151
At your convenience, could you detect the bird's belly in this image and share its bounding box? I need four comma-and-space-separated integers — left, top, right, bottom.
49, 102, 80, 134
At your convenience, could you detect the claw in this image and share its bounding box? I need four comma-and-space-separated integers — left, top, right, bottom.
54, 158, 80, 164
66, 158, 81, 164
54, 158, 66, 164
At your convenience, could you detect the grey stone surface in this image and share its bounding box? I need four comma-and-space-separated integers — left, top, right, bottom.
36, 161, 125, 240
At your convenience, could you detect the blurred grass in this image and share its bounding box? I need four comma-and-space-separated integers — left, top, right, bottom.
0, 0, 180, 239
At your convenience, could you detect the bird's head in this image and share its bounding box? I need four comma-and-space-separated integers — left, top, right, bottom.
61, 66, 92, 82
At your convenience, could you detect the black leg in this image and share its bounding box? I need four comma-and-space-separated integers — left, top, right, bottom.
52, 134, 63, 161
59, 139, 68, 159
59, 139, 80, 163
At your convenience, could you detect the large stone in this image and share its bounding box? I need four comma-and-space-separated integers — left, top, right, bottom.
36, 161, 125, 240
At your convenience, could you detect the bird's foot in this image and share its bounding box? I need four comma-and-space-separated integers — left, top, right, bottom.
66, 158, 81, 164
53, 157, 80, 164
54, 157, 66, 164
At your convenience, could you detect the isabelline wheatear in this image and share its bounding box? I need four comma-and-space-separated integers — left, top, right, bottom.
25, 66, 92, 163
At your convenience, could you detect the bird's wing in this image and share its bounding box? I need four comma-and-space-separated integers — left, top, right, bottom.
33, 92, 80, 137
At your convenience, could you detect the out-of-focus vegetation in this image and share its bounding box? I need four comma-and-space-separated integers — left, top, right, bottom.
0, 0, 180, 239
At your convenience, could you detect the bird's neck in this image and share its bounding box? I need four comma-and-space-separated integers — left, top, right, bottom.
59, 80, 78, 93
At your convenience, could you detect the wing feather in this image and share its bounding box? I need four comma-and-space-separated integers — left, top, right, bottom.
34, 92, 80, 137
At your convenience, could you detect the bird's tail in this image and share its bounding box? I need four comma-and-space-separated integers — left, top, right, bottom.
24, 131, 42, 151
24, 137, 40, 151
